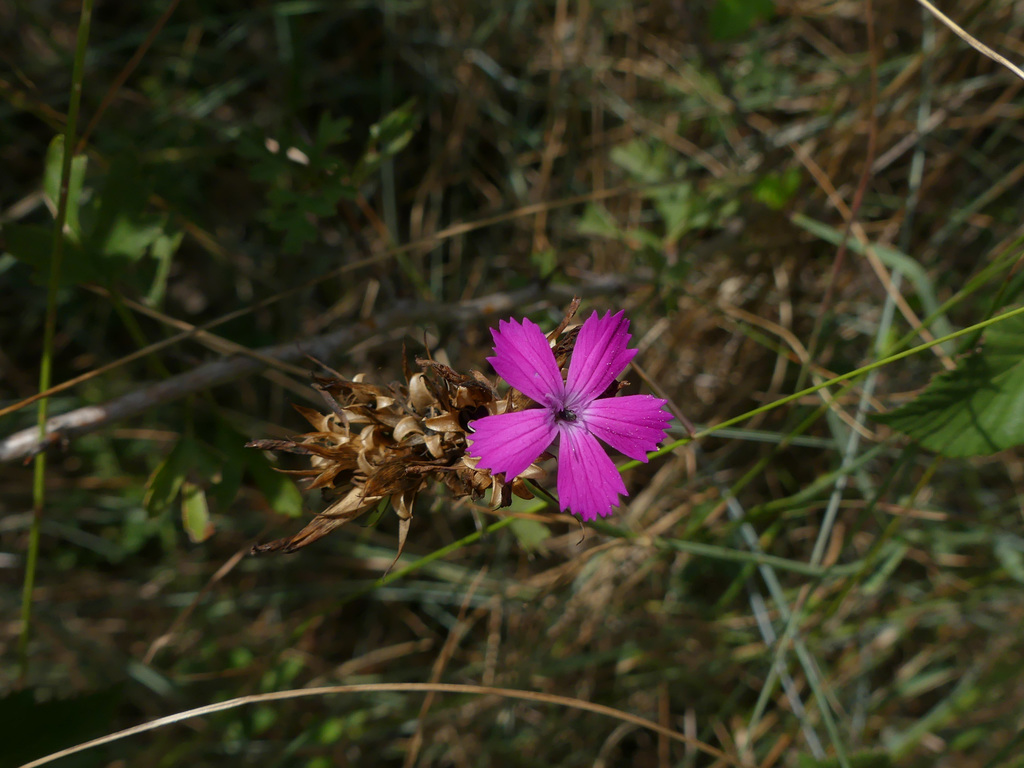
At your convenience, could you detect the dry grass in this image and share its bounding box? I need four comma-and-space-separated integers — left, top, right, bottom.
4, 1, 1024, 766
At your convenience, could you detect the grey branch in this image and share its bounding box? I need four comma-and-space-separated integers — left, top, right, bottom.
0, 280, 625, 463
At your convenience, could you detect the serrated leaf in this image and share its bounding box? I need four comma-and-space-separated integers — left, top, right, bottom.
874, 312, 1024, 456
245, 449, 305, 517
314, 112, 353, 153
43, 134, 88, 237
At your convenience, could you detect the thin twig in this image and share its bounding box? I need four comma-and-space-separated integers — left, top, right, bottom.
75, 0, 183, 153
0, 280, 625, 463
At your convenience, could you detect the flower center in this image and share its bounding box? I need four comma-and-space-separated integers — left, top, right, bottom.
556, 408, 578, 423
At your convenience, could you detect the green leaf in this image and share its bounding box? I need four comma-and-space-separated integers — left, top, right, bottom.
754, 167, 801, 210
610, 139, 668, 184
862, 543, 908, 595
84, 154, 165, 262
530, 248, 557, 278
144, 437, 194, 515
43, 134, 88, 238
509, 517, 552, 554
651, 182, 696, 242
354, 101, 420, 181
709, 0, 775, 40
874, 312, 1024, 456
624, 227, 664, 252
3, 223, 99, 287
994, 534, 1024, 583
181, 481, 214, 543
7, 152, 181, 289
368, 99, 418, 158
577, 203, 622, 239
145, 229, 184, 306
360, 496, 391, 528
245, 448, 305, 517
211, 420, 249, 509
313, 112, 353, 154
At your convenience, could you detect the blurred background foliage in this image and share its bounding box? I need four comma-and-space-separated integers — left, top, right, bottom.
4, 0, 1024, 766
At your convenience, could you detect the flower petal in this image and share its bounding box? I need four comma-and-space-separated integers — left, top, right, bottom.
556, 426, 628, 521
467, 409, 556, 480
487, 317, 565, 405
583, 395, 672, 462
566, 311, 637, 402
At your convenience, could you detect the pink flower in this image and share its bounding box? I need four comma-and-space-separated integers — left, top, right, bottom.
467, 310, 672, 521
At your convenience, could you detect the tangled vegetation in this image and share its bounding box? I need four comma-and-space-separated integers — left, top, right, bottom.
4, 1, 1024, 766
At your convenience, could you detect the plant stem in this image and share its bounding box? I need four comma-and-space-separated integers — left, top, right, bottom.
637, 301, 1024, 465
19, 0, 94, 684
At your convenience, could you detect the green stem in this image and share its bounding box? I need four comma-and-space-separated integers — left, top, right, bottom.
635, 301, 1024, 466
590, 520, 863, 577
106, 286, 171, 379
19, 0, 94, 683
336, 514, 523, 608
373, 305, 1024, 596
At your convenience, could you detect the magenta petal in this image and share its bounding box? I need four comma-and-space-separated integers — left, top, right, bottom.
566, 311, 638, 402
556, 426, 628, 521
488, 317, 565, 405
583, 395, 672, 462
468, 409, 556, 480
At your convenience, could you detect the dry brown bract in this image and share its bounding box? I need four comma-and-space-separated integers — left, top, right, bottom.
246, 355, 546, 563
247, 300, 585, 564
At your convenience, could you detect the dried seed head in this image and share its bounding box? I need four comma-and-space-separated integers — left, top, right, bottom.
248, 301, 582, 563
247, 355, 543, 560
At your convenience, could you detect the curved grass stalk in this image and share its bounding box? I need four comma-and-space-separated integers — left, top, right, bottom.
20, 682, 749, 768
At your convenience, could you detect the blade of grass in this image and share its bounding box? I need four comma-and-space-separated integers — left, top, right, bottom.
749, 27, 941, 752
20, 682, 749, 768
914, 0, 1024, 83
637, 300, 1024, 464
18, 0, 94, 683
